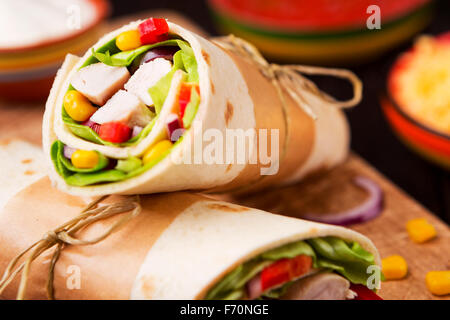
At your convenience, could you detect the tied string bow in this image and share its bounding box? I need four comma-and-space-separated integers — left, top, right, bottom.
214, 35, 363, 119
0, 195, 141, 300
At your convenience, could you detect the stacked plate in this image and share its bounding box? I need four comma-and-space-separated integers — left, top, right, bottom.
208, 0, 434, 65
0, 0, 108, 101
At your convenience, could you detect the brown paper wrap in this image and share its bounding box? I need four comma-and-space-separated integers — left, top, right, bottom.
43, 20, 360, 196
0, 178, 380, 300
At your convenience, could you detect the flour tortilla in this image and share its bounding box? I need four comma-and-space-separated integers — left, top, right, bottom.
43, 20, 255, 196
43, 19, 352, 196
0, 178, 380, 300
0, 140, 46, 211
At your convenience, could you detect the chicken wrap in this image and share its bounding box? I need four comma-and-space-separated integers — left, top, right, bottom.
43, 18, 361, 196
0, 178, 381, 300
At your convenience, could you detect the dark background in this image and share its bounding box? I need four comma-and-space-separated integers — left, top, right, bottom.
109, 0, 450, 223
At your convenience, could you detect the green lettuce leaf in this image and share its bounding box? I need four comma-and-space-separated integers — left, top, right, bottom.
92, 39, 182, 67
65, 169, 127, 186
51, 140, 108, 175
205, 237, 377, 300
205, 260, 272, 300
182, 86, 200, 129
115, 157, 142, 173
148, 50, 186, 114
260, 240, 316, 261
51, 138, 178, 187
62, 106, 157, 147
147, 39, 198, 114
50, 141, 72, 178
81, 38, 120, 68
307, 237, 375, 285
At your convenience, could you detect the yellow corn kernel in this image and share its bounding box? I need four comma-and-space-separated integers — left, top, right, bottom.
382, 255, 408, 280
63, 90, 97, 122
71, 150, 99, 169
143, 140, 172, 164
406, 218, 437, 243
426, 271, 450, 296
116, 30, 142, 51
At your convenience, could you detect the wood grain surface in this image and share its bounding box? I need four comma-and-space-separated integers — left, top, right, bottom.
0, 11, 448, 301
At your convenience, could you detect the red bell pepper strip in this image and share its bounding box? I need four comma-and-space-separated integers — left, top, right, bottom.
260, 255, 313, 292
99, 122, 131, 143
178, 82, 200, 122
138, 18, 169, 45
350, 284, 383, 300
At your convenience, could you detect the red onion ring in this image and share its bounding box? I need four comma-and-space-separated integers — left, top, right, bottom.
301, 176, 384, 226
82, 120, 101, 135
246, 273, 262, 300
166, 113, 184, 142
131, 126, 143, 138
63, 145, 76, 159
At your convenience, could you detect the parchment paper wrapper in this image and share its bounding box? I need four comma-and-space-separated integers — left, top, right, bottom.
0, 178, 379, 300
43, 19, 353, 196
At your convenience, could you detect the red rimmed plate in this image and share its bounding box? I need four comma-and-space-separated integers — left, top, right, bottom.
0, 0, 109, 54
208, 0, 434, 64
0, 0, 109, 101
382, 32, 450, 169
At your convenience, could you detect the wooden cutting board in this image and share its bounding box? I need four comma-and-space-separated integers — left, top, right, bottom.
0, 10, 448, 300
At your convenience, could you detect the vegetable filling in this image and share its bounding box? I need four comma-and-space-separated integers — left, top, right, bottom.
52, 18, 200, 186
205, 237, 382, 300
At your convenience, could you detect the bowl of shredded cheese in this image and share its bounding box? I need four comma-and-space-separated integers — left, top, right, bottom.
382, 32, 450, 169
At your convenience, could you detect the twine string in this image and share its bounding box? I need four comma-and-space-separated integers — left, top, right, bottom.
214, 35, 363, 119
210, 35, 362, 194
0, 195, 141, 300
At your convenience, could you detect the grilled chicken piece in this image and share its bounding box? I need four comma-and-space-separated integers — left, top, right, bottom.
282, 272, 351, 300
90, 90, 153, 127
125, 58, 172, 106
71, 62, 130, 106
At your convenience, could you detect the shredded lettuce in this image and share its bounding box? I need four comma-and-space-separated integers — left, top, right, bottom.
307, 238, 376, 285
50, 138, 181, 186
205, 237, 377, 300
115, 157, 143, 173
51, 140, 109, 176
92, 39, 182, 67
81, 38, 120, 68
182, 86, 200, 128
62, 106, 157, 147
55, 36, 200, 186
148, 40, 199, 114
64, 39, 198, 146
148, 50, 186, 114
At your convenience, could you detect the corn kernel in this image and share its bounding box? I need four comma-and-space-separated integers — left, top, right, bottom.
406, 218, 437, 243
143, 140, 172, 165
426, 271, 450, 296
71, 150, 99, 169
382, 255, 408, 280
116, 30, 142, 51
64, 90, 97, 122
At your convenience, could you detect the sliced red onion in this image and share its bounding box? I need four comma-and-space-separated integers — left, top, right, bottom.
246, 273, 262, 300
166, 113, 184, 142
301, 176, 384, 226
63, 145, 76, 159
82, 120, 101, 135
132, 126, 143, 138
142, 46, 179, 63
